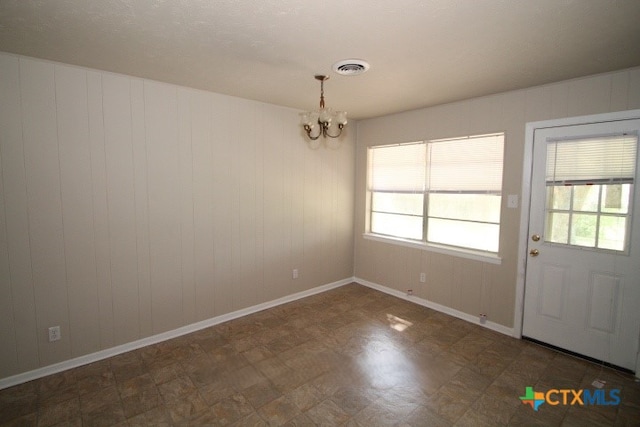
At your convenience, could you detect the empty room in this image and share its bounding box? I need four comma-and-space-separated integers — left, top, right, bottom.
1, 1, 640, 426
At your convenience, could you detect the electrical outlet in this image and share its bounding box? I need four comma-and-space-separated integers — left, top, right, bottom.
48, 326, 61, 342
419, 273, 426, 283
292, 269, 299, 279
479, 314, 487, 324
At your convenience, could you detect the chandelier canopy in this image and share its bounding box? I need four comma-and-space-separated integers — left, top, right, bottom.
301, 75, 347, 140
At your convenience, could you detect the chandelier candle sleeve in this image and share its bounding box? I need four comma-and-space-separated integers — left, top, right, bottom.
336, 111, 347, 125
319, 108, 332, 124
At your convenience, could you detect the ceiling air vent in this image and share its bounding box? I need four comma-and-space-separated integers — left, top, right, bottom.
332, 59, 370, 76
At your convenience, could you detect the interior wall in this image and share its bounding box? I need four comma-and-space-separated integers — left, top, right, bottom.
354, 67, 640, 329
0, 52, 355, 380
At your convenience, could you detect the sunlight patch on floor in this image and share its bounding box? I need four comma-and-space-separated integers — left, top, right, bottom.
386, 314, 413, 332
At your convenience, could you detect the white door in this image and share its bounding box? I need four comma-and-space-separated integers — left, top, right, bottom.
522, 118, 640, 371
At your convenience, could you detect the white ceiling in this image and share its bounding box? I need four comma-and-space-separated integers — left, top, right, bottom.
1, 0, 639, 120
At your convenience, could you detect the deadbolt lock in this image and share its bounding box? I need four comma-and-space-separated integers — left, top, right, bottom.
531, 234, 540, 242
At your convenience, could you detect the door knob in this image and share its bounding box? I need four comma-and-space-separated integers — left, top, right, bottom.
529, 249, 539, 257
531, 234, 540, 242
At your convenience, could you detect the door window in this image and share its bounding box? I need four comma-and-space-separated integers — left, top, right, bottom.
544, 134, 637, 252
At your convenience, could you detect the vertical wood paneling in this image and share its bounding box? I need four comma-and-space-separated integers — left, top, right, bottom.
144, 81, 182, 334
491, 265, 514, 323
610, 71, 630, 112
178, 89, 196, 326
0, 119, 17, 376
193, 91, 216, 320
549, 83, 569, 119
260, 107, 276, 299
0, 150, 18, 375
395, 247, 412, 293
428, 103, 470, 140
319, 149, 334, 287
335, 140, 352, 279
229, 98, 242, 311
282, 110, 300, 294
315, 149, 328, 289
262, 107, 285, 300
479, 265, 491, 317
499, 92, 527, 275
20, 58, 71, 366
253, 104, 265, 305
102, 74, 139, 345
338, 127, 356, 278
0, 52, 355, 380
501, 91, 526, 135
418, 252, 430, 299
0, 55, 39, 376
0, 109, 18, 375
372, 242, 388, 289
356, 66, 640, 329
628, 69, 640, 110
210, 94, 232, 317
524, 86, 553, 122
87, 71, 115, 349
567, 75, 612, 116
453, 259, 483, 315
336, 137, 353, 280
302, 139, 320, 290
130, 79, 152, 337
468, 95, 503, 135
426, 253, 453, 306
54, 64, 101, 357
405, 249, 421, 296
289, 117, 305, 294
280, 111, 295, 296
242, 100, 259, 309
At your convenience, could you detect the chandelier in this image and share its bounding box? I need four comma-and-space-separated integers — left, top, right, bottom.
301, 75, 347, 140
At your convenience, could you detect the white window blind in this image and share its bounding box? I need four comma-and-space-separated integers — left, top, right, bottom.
368, 142, 426, 192
428, 134, 504, 192
546, 135, 638, 183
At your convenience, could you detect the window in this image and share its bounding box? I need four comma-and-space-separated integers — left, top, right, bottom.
545, 134, 637, 252
369, 143, 426, 240
367, 133, 504, 253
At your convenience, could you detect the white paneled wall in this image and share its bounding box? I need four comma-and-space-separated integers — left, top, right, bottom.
0, 53, 355, 380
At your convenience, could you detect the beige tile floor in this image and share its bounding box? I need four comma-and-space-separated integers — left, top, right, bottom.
1, 283, 639, 426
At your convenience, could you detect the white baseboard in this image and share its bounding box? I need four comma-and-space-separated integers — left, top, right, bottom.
0, 277, 354, 391
354, 277, 514, 337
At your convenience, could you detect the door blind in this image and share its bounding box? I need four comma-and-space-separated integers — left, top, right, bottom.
546, 134, 638, 184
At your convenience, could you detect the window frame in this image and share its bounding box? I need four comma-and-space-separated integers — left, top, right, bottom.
365, 133, 505, 264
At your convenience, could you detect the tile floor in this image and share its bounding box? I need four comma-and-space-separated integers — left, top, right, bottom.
1, 283, 639, 426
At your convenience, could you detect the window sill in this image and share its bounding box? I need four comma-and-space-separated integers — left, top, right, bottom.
362, 233, 502, 265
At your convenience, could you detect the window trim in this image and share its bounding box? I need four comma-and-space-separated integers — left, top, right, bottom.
363, 232, 502, 265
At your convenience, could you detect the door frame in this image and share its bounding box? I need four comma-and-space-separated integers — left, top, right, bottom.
514, 109, 640, 377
